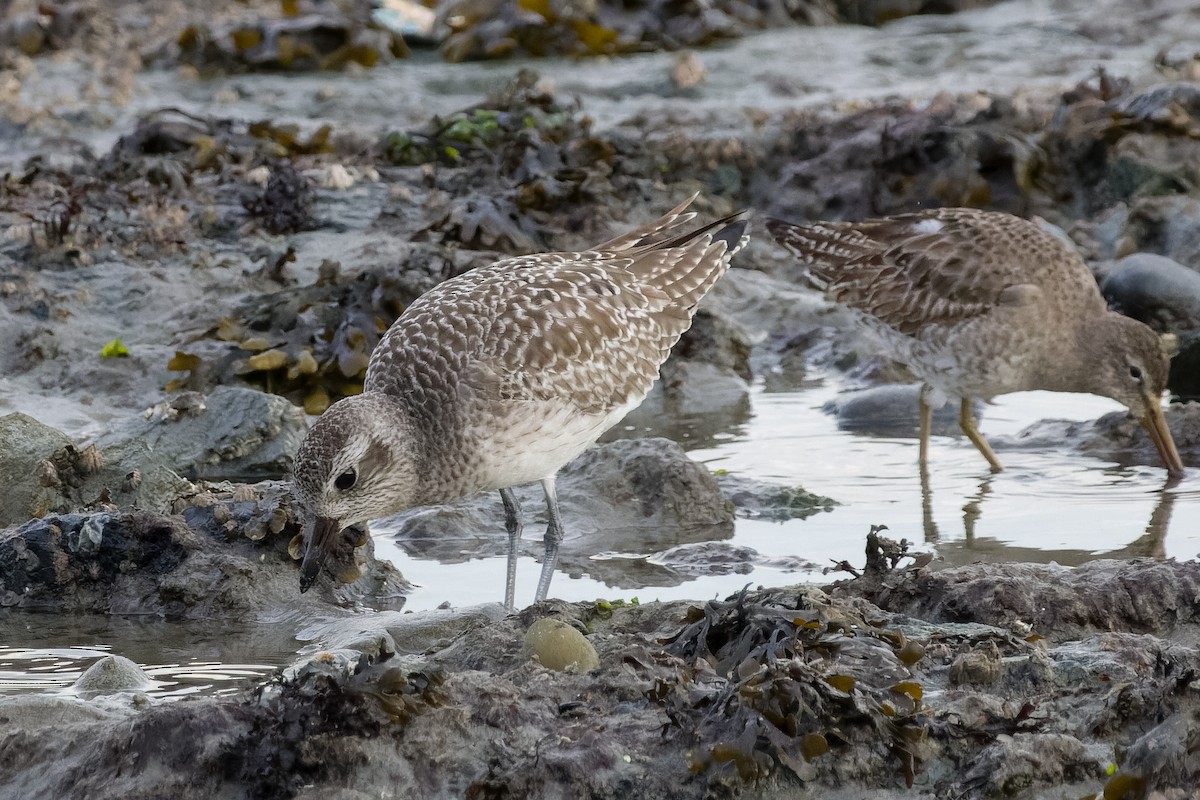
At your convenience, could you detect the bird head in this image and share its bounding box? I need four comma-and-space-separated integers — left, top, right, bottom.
1082, 313, 1184, 478
292, 393, 421, 592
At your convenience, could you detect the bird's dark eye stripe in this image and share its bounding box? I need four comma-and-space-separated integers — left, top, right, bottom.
335, 468, 357, 491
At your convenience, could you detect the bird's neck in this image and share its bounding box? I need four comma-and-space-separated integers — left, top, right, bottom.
1035, 313, 1118, 395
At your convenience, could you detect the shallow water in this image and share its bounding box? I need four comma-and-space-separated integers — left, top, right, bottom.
376, 377, 1200, 611
0, 615, 294, 698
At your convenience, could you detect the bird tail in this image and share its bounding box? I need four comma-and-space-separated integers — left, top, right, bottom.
632, 210, 750, 310
765, 217, 875, 291
590, 193, 701, 252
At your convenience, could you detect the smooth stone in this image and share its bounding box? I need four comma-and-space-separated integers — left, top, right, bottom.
1101, 253, 1200, 332
73, 655, 153, 696
522, 618, 599, 673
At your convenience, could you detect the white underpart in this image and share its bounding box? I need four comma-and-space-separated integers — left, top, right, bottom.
474, 397, 642, 490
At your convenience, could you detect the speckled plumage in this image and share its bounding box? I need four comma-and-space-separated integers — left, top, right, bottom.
294, 195, 749, 603
767, 208, 1184, 476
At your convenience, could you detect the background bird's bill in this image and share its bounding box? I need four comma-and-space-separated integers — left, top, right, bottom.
299, 515, 341, 592
1141, 402, 1185, 479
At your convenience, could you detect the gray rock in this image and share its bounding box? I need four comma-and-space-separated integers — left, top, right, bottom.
0, 413, 73, 526
1101, 252, 1200, 332
0, 695, 120, 735
658, 360, 750, 416
1006, 401, 1200, 470
386, 437, 734, 578
1082, 196, 1200, 269
669, 308, 753, 382
1169, 330, 1200, 400
73, 655, 153, 696
0, 412, 192, 528
0, 482, 409, 617
823, 384, 977, 437
92, 386, 306, 481
715, 473, 836, 521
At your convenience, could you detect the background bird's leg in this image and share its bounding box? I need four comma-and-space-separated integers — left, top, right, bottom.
959, 398, 1003, 472
499, 488, 522, 610
534, 476, 564, 602
918, 385, 932, 470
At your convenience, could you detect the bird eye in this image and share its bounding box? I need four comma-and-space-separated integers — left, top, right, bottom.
1129, 365, 1143, 381
334, 468, 357, 491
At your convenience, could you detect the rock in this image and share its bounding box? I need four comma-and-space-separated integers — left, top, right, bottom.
658, 360, 750, 415
93, 387, 307, 482
998, 401, 1200, 470
669, 308, 753, 382
0, 413, 73, 525
833, 557, 1200, 643
73, 655, 153, 696
0, 695, 119, 735
172, 13, 409, 73
1082, 197, 1200, 269
1084, 402, 1200, 470
523, 617, 599, 672
1115, 82, 1200, 126
1101, 253, 1200, 332
948, 641, 1001, 686
957, 733, 1093, 797
385, 437, 734, 579
1169, 331, 1200, 400
0, 413, 193, 528
668, 51, 705, 90
823, 384, 976, 437
1105, 133, 1200, 200
0, 482, 409, 617
714, 473, 836, 521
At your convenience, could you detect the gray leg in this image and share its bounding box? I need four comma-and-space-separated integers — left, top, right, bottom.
534, 475, 564, 603
499, 487, 522, 611
918, 384, 932, 470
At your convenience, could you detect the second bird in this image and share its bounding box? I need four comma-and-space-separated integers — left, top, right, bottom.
767, 208, 1184, 478
293, 195, 747, 608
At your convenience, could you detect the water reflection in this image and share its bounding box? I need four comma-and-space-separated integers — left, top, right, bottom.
921, 468, 1180, 566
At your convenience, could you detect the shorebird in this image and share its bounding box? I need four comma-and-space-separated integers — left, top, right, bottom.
766, 208, 1185, 478
293, 195, 748, 607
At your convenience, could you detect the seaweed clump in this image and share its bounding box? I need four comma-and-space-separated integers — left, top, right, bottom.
383, 70, 638, 252
225, 654, 446, 800
167, 249, 459, 413
437, 0, 839, 62
651, 587, 931, 789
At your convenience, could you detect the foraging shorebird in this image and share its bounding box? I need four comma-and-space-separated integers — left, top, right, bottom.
766, 208, 1184, 477
293, 195, 748, 607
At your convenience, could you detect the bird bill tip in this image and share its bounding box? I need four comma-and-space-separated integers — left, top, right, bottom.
1140, 404, 1185, 480
298, 515, 342, 593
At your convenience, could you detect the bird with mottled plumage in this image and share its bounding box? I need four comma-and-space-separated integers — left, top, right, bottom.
766, 208, 1184, 477
293, 195, 748, 607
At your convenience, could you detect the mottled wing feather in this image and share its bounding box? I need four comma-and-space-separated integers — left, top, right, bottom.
766, 209, 1087, 336
587, 193, 699, 252
367, 216, 743, 417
